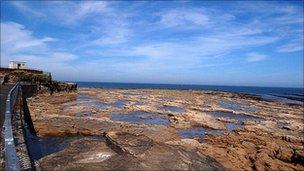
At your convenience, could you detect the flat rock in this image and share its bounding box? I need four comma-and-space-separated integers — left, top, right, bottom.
38, 132, 224, 170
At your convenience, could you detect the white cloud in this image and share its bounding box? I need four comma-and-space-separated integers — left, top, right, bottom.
3, 1, 303, 85
10, 1, 44, 17
0, 22, 77, 75
78, 1, 108, 15
277, 5, 302, 20
158, 9, 209, 28
47, 1, 111, 27
277, 43, 303, 53
13, 52, 77, 66
62, 1, 109, 24
91, 27, 131, 46
277, 39, 303, 53
0, 22, 56, 54
10, 53, 79, 80
11, 1, 110, 25
246, 52, 268, 62
49, 52, 78, 62
130, 34, 277, 59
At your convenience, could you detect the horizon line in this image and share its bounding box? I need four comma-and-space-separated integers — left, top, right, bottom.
64, 80, 304, 89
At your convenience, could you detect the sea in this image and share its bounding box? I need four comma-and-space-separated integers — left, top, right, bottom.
76, 82, 304, 105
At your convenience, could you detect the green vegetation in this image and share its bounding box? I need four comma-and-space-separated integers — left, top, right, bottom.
6, 70, 51, 85
3, 70, 76, 93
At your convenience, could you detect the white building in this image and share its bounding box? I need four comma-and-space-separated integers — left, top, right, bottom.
8, 61, 27, 69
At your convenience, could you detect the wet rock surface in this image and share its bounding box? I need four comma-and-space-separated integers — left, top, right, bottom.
38, 132, 224, 170
111, 111, 170, 125
28, 89, 304, 170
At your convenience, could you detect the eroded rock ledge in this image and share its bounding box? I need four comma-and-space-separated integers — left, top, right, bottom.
39, 132, 224, 170
28, 89, 304, 170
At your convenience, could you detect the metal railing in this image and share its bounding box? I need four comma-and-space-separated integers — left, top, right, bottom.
0, 77, 4, 85
3, 82, 21, 171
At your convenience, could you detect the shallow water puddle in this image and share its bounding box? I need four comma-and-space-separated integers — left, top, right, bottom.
123, 92, 142, 97
111, 111, 170, 125
77, 94, 109, 109
207, 111, 263, 123
77, 152, 113, 163
260, 94, 303, 104
27, 135, 78, 160
219, 99, 259, 113
179, 127, 205, 138
64, 94, 109, 111
75, 111, 94, 117
226, 122, 243, 131
219, 100, 241, 111
162, 105, 185, 113
179, 123, 243, 139
113, 100, 126, 109
26, 127, 104, 160
179, 128, 223, 139
134, 101, 145, 106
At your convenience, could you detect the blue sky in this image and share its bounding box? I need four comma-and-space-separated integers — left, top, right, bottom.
1, 1, 303, 87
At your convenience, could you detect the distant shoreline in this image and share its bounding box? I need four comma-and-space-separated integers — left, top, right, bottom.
76, 82, 303, 104
69, 81, 303, 89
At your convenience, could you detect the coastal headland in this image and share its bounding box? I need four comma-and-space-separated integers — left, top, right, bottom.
27, 88, 304, 170
2, 1, 303, 170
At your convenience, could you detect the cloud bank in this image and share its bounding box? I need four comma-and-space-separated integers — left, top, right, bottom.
1, 1, 303, 87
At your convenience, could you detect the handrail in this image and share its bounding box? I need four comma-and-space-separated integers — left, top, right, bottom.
3, 82, 21, 171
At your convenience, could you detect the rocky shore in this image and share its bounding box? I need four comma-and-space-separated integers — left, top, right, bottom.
27, 88, 304, 170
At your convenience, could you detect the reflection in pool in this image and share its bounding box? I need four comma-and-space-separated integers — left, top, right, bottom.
207, 111, 263, 123
113, 100, 126, 109
25, 126, 104, 160
111, 111, 170, 125
219, 99, 259, 113
63, 94, 109, 114
179, 122, 243, 139
162, 105, 185, 113
226, 122, 243, 131
75, 111, 94, 117
76, 94, 109, 109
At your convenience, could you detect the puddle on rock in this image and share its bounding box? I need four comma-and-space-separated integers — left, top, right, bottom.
219, 99, 259, 113
26, 126, 105, 160
179, 127, 207, 138
27, 135, 78, 160
113, 100, 126, 109
64, 94, 109, 111
207, 111, 263, 123
162, 105, 185, 113
226, 122, 243, 131
77, 94, 109, 109
75, 111, 94, 117
123, 92, 142, 97
179, 122, 243, 139
179, 128, 225, 139
260, 94, 303, 105
111, 111, 170, 125
77, 152, 113, 163
134, 101, 145, 106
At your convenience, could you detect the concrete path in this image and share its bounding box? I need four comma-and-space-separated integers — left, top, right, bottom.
0, 84, 14, 135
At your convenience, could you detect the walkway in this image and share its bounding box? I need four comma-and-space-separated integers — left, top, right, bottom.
0, 84, 14, 135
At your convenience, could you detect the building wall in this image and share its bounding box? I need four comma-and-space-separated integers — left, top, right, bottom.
8, 62, 26, 69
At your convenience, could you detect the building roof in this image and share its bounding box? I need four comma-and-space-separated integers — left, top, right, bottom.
9, 61, 26, 63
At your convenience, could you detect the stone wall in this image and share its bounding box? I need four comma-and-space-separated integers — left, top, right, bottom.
0, 68, 77, 93
0, 68, 43, 77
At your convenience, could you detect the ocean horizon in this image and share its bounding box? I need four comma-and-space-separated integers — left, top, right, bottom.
74, 81, 304, 104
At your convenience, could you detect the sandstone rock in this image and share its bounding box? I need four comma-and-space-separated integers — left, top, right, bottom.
28, 89, 304, 170
39, 132, 225, 170
165, 139, 201, 150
